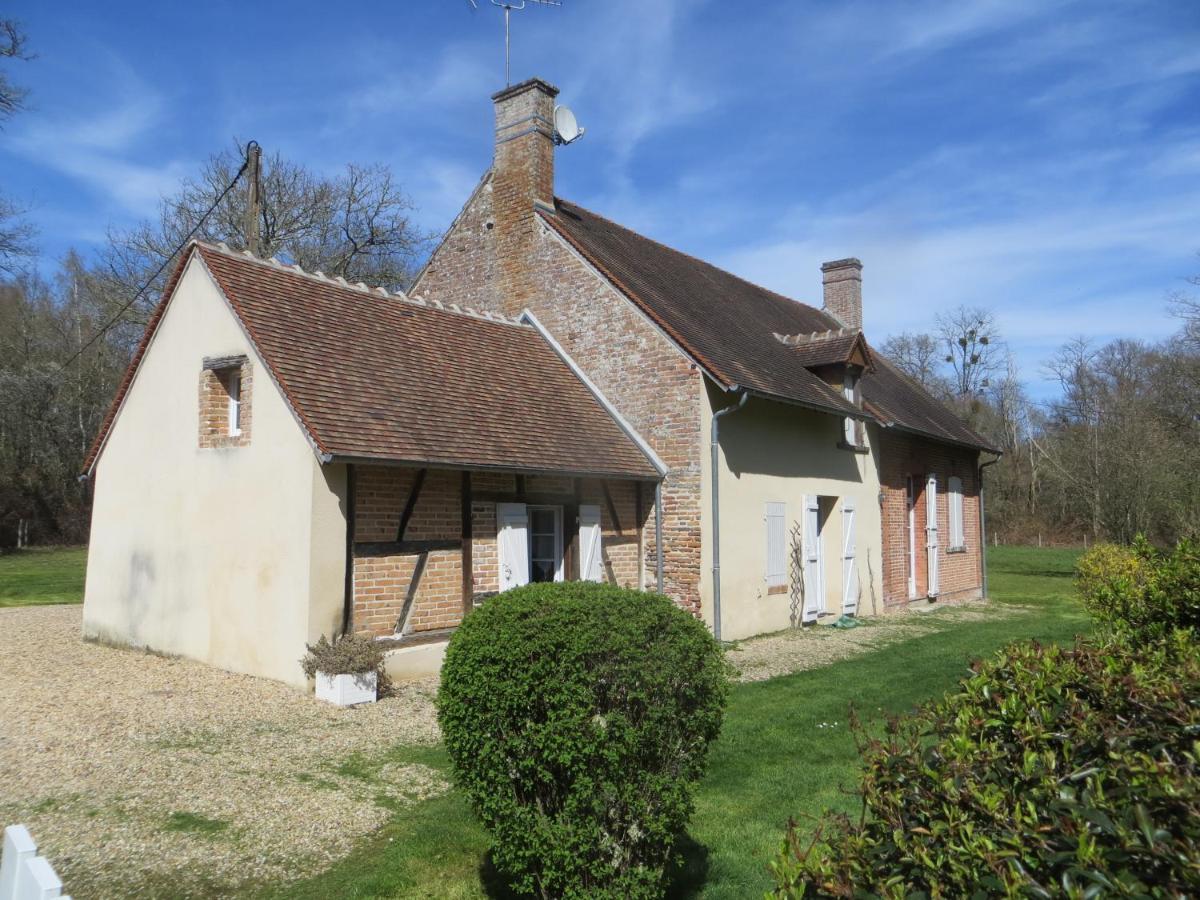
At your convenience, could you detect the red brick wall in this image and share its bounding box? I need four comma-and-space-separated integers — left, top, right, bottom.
350, 465, 651, 637
416, 181, 704, 614
878, 430, 982, 606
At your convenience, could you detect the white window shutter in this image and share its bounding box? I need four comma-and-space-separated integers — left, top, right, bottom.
948, 476, 964, 548
925, 475, 939, 596
579, 504, 603, 582
764, 502, 786, 587
802, 495, 821, 624
496, 503, 529, 591
841, 499, 858, 615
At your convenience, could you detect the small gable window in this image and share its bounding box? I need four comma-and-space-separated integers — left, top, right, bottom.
200, 355, 251, 448
841, 369, 865, 449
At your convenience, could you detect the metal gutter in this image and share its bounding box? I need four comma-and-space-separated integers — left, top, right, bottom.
655, 481, 665, 594
711, 389, 750, 643
979, 453, 1001, 599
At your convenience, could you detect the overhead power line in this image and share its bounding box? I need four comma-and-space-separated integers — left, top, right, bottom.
56, 142, 258, 375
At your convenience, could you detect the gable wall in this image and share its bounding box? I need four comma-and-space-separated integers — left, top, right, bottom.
877, 430, 982, 605
83, 256, 347, 687
416, 187, 704, 613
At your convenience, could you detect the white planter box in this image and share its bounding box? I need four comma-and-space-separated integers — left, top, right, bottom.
315, 671, 377, 706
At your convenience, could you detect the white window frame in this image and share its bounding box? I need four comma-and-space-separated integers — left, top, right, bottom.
948, 476, 965, 550
227, 369, 242, 436
764, 501, 787, 589
842, 370, 861, 446
526, 504, 564, 584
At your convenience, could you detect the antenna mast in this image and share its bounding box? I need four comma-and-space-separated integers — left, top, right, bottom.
468, 0, 561, 86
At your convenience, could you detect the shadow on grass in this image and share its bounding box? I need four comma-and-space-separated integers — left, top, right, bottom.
476, 832, 710, 899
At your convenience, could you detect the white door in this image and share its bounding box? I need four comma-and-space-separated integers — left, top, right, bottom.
579, 504, 603, 582
497, 503, 529, 591
841, 499, 858, 615
802, 495, 822, 624
925, 475, 939, 597
906, 476, 917, 598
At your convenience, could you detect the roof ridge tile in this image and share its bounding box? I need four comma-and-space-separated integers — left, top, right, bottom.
194, 240, 523, 327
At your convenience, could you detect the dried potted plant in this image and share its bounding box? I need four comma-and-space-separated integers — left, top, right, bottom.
300, 633, 386, 706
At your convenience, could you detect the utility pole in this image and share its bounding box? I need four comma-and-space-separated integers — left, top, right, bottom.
243, 141, 262, 257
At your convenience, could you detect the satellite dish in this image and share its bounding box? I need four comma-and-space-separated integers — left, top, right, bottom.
553, 105, 585, 145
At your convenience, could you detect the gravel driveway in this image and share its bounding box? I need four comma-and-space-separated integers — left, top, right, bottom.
0, 606, 443, 898
0, 599, 1011, 897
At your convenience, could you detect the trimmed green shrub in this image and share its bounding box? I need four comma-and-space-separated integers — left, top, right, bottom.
1077, 538, 1200, 640
770, 634, 1200, 898
437, 582, 728, 899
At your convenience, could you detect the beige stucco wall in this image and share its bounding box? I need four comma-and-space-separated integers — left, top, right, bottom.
700, 380, 884, 641
83, 255, 347, 688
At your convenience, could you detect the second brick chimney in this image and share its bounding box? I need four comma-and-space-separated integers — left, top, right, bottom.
492, 77, 558, 316
821, 258, 863, 332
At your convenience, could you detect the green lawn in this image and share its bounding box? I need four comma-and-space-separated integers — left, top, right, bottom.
270, 545, 1090, 899
0, 546, 87, 607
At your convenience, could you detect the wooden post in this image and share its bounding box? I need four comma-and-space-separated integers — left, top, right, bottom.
244, 142, 262, 257
565, 477, 582, 581
461, 471, 474, 615
635, 482, 645, 590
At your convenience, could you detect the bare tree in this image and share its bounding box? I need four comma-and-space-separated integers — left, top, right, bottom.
936, 306, 1003, 397
880, 331, 949, 395
0, 18, 34, 272
99, 144, 433, 329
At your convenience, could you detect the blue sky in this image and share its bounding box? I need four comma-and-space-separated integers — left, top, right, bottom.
4, 0, 1199, 397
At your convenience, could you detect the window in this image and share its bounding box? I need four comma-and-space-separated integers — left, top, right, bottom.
527, 506, 563, 583
226, 370, 242, 436
765, 501, 786, 593
948, 476, 965, 550
200, 355, 250, 449
842, 370, 863, 447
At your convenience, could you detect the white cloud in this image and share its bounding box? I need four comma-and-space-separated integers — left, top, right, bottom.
2, 57, 191, 217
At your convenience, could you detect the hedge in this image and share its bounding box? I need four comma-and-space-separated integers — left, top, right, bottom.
769, 632, 1200, 897
438, 582, 728, 899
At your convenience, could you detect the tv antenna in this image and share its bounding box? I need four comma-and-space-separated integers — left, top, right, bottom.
467, 0, 561, 86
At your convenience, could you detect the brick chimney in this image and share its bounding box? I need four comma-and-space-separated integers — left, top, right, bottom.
492, 77, 558, 316
821, 258, 863, 332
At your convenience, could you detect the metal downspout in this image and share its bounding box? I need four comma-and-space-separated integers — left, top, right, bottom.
711, 390, 750, 642
979, 454, 1001, 599
655, 481, 665, 594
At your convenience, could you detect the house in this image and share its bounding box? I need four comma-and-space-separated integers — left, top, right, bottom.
82, 76, 995, 688
81, 242, 664, 686
413, 78, 997, 639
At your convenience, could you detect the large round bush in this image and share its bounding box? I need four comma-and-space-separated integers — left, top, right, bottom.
770, 634, 1200, 897
437, 582, 727, 899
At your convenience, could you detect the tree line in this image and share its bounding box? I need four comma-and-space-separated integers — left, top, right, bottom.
1, 17, 1196, 549
883, 295, 1200, 547
0, 19, 430, 545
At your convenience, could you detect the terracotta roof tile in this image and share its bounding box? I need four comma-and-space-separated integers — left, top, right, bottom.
85, 243, 661, 480
542, 198, 994, 451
